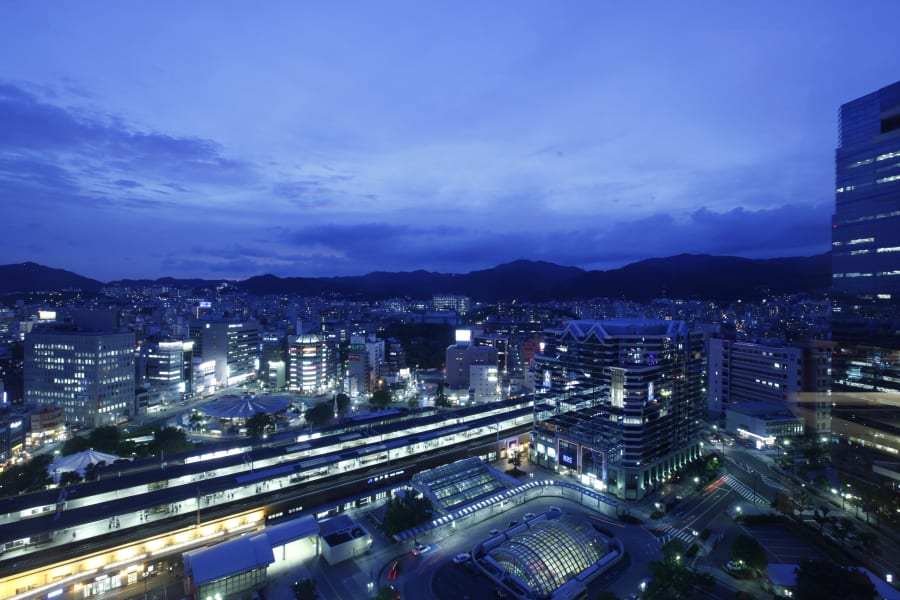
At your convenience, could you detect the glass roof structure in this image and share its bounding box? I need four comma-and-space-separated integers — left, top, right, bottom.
412, 457, 508, 512
487, 514, 609, 598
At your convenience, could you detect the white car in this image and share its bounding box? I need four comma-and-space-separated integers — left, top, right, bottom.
411, 542, 431, 556
453, 552, 471, 564
523, 512, 536, 520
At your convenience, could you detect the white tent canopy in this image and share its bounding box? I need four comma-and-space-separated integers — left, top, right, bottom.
48, 449, 127, 480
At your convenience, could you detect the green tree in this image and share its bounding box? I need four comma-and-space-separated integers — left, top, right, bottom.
305, 402, 334, 427
729, 534, 767, 572
794, 560, 876, 600
382, 491, 433, 536
88, 425, 124, 454
374, 584, 400, 600
435, 382, 451, 408
61, 434, 91, 456
814, 505, 832, 534
370, 389, 393, 408
335, 392, 351, 413
507, 450, 523, 475
833, 516, 856, 548
0, 454, 52, 496
245, 411, 275, 438
150, 427, 193, 456
292, 578, 317, 600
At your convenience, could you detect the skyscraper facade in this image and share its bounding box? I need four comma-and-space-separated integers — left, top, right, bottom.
24, 327, 136, 426
832, 80, 900, 297
531, 319, 704, 500
830, 81, 900, 464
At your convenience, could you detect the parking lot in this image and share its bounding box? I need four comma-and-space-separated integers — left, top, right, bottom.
743, 522, 829, 564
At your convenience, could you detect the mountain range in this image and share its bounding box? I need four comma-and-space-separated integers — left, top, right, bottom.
0, 254, 831, 302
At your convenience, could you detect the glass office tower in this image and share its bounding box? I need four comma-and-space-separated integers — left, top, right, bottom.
832, 80, 900, 297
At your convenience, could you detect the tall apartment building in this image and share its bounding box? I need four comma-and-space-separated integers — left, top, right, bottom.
200, 320, 260, 387
830, 81, 900, 457
288, 334, 335, 394
445, 342, 497, 392
531, 319, 704, 500
24, 326, 136, 427
144, 340, 187, 405
347, 336, 385, 397
707, 339, 832, 435
432, 294, 470, 315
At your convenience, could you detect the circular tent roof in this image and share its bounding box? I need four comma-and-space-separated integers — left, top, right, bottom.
487, 514, 609, 598
200, 395, 291, 419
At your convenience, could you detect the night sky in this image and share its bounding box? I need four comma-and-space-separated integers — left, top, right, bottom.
2, 2, 900, 282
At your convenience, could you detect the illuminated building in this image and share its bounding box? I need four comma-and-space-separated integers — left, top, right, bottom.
24, 326, 136, 427
531, 320, 704, 500
830, 80, 900, 461
708, 338, 832, 435
832, 80, 900, 297
287, 334, 335, 394
200, 320, 260, 387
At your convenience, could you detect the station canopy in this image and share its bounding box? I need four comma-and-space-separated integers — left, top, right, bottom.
48, 449, 127, 479
200, 395, 291, 419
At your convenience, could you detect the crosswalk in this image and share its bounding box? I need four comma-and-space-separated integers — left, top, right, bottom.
654, 524, 698, 545
760, 474, 789, 492
723, 474, 769, 504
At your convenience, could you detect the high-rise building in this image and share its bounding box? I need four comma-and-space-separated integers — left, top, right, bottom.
24, 326, 136, 427
287, 334, 335, 394
832, 80, 900, 297
144, 340, 186, 405
531, 319, 705, 500
707, 338, 832, 435
830, 80, 900, 468
200, 320, 260, 387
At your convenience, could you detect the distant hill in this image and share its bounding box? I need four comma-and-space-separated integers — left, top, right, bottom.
551, 253, 832, 301
236, 254, 830, 302
0, 262, 103, 294
0, 254, 831, 301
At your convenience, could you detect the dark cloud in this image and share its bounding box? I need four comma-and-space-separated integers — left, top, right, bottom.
0, 80, 257, 207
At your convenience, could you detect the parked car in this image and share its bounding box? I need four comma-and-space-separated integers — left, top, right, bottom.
489, 528, 501, 536
508, 520, 519, 527
523, 512, 535, 520
453, 552, 471, 564
549, 505, 562, 513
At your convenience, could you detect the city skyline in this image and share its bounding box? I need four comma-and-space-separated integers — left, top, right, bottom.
3, 2, 900, 281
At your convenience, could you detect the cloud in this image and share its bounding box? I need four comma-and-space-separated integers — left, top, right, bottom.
0, 80, 257, 214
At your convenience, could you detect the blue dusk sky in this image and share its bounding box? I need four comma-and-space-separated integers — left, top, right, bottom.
2, 2, 900, 282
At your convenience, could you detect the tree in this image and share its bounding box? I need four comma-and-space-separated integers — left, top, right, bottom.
335, 392, 351, 413
729, 534, 767, 572
833, 516, 856, 548
794, 560, 876, 600
245, 411, 274, 438
814, 505, 832, 534
87, 425, 123, 454
374, 585, 400, 600
370, 389, 393, 408
435, 382, 451, 408
507, 450, 523, 475
305, 402, 334, 427
0, 454, 52, 497
292, 578, 317, 600
773, 491, 794, 516
150, 427, 193, 456
382, 490, 433, 536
